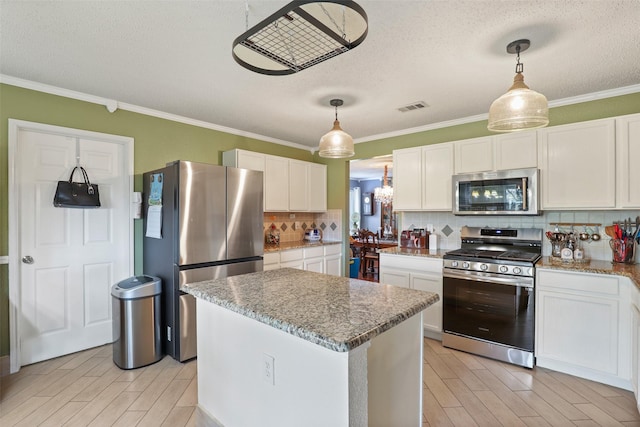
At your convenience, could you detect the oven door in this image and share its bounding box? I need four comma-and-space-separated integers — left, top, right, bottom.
443, 268, 534, 351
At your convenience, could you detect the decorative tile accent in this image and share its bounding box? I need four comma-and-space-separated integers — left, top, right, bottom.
330, 222, 337, 231
311, 222, 317, 229
281, 223, 288, 231
320, 222, 326, 230
441, 224, 453, 237
302, 222, 308, 230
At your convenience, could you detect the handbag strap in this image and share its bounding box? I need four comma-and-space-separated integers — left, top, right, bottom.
68, 166, 93, 186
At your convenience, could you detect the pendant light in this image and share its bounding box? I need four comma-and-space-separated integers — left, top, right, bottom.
319, 99, 355, 158
374, 165, 393, 206
487, 39, 548, 132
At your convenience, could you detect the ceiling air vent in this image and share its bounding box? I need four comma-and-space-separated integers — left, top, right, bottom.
398, 101, 429, 113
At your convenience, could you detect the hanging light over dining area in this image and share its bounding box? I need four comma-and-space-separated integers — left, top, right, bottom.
374, 165, 393, 206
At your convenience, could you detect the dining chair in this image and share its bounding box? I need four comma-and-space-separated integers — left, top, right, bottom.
360, 230, 380, 278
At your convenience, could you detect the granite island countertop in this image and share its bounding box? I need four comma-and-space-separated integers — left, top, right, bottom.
182, 268, 439, 352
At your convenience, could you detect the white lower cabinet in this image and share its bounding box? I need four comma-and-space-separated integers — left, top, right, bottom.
536, 269, 632, 390
264, 244, 343, 276
323, 244, 342, 277
279, 248, 304, 270
379, 253, 443, 339
631, 282, 640, 411
263, 252, 281, 271
303, 246, 324, 274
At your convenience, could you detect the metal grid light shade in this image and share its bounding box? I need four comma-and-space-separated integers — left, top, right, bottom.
488, 73, 549, 132
319, 119, 354, 158
232, 1, 368, 75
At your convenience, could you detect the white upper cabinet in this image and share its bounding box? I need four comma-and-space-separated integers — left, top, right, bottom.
393, 144, 454, 211
289, 159, 309, 211
264, 155, 289, 211
308, 163, 327, 212
616, 113, 640, 208
454, 136, 493, 173
454, 132, 537, 174
538, 118, 616, 209
494, 131, 538, 171
393, 147, 423, 210
223, 149, 326, 212
423, 143, 454, 210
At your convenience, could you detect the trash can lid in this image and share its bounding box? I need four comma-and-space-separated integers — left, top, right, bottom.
111, 275, 161, 299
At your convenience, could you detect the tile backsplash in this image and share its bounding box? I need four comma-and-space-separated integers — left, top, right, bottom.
401, 210, 640, 263
263, 209, 343, 243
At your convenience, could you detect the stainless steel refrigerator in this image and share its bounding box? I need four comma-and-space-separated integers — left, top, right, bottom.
143, 161, 263, 361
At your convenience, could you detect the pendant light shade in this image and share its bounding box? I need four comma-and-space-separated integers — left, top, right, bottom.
488, 39, 549, 132
319, 99, 354, 158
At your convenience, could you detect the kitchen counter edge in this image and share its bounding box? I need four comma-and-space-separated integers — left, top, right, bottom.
264, 240, 342, 253
182, 268, 439, 353
379, 247, 447, 259
379, 248, 640, 289
537, 257, 640, 289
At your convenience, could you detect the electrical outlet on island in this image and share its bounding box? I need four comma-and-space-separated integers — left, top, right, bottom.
263, 353, 275, 386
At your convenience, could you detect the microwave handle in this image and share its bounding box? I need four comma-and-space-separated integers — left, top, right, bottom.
522, 178, 528, 211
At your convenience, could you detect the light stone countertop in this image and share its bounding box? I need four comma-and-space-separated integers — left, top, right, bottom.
379, 247, 448, 259
537, 256, 640, 289
264, 240, 342, 253
380, 247, 640, 288
181, 268, 439, 352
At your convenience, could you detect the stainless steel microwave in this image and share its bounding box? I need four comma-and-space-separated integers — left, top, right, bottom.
452, 168, 540, 215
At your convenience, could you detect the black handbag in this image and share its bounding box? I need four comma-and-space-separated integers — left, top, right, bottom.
53, 166, 101, 208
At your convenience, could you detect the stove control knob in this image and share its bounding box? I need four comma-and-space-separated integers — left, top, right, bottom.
513, 267, 522, 275
451, 261, 458, 267
499, 265, 509, 273
480, 264, 488, 271
462, 262, 470, 269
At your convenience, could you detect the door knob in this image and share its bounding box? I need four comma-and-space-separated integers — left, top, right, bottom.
22, 255, 34, 264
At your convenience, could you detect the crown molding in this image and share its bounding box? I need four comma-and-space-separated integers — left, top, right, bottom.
0, 74, 313, 153
3, 74, 639, 150
354, 83, 640, 144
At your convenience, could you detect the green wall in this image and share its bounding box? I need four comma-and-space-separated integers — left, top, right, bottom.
1, 83, 639, 358
0, 83, 315, 357
326, 92, 640, 257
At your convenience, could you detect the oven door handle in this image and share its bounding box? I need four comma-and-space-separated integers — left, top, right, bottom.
443, 269, 533, 288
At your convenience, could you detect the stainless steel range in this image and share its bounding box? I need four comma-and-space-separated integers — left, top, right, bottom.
442, 226, 542, 368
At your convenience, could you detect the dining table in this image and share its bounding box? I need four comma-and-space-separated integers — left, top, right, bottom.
350, 238, 398, 250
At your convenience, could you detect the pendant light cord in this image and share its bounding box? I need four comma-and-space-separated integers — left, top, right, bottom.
515, 44, 524, 74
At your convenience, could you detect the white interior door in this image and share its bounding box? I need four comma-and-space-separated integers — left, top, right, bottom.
10, 120, 133, 368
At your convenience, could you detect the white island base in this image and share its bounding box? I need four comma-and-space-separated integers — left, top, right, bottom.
196, 299, 424, 427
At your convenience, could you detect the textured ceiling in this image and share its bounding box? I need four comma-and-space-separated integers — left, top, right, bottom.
2, 0, 639, 161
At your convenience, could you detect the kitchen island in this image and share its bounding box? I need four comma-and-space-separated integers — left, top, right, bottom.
182, 268, 439, 427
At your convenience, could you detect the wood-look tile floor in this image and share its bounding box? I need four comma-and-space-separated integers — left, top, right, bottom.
1, 338, 639, 426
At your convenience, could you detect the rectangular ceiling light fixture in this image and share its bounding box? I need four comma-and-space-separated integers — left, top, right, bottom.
232, 1, 368, 75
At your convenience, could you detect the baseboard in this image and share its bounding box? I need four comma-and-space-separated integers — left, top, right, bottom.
1, 355, 10, 377
423, 328, 442, 341
194, 405, 224, 427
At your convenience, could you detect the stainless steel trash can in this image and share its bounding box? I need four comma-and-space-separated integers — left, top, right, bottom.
112, 275, 163, 369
